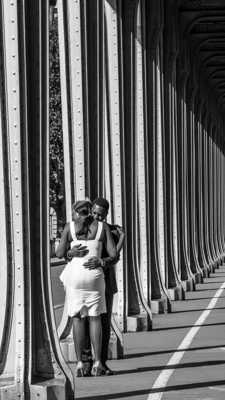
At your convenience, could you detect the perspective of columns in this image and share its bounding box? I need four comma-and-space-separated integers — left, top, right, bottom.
1, 1, 225, 399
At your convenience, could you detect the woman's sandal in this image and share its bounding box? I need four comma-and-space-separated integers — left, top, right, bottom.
83, 364, 91, 377
91, 361, 105, 377
76, 361, 85, 377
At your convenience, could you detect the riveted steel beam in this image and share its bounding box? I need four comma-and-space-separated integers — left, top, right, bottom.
61, 0, 87, 202
0, 3, 15, 385
177, 49, 197, 286
217, 130, 225, 259
144, 0, 170, 312
212, 128, 220, 263
0, 0, 28, 395
208, 123, 218, 265
202, 113, 215, 271
120, 0, 150, 330
133, 0, 152, 324
213, 126, 223, 264
0, 1, 74, 398
196, 97, 211, 276
57, 0, 73, 219
83, 0, 104, 199
104, 0, 126, 332
186, 78, 204, 279
163, 1, 184, 298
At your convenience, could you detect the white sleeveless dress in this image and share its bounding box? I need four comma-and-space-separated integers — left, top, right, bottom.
60, 221, 106, 317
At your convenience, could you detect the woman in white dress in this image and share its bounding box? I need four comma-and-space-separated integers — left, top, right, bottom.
56, 200, 116, 376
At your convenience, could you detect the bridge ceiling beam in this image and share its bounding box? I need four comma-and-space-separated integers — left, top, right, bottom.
178, 0, 225, 112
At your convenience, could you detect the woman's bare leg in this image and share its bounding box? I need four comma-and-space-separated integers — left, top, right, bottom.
89, 316, 102, 362
72, 316, 85, 362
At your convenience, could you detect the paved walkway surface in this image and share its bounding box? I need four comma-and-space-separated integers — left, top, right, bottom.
71, 265, 225, 400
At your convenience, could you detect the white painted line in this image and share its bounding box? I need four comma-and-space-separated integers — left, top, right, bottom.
209, 387, 225, 391
148, 282, 225, 400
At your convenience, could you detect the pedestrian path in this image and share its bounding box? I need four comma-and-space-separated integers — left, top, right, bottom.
72, 265, 225, 400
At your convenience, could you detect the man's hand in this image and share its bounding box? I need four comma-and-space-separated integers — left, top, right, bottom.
69, 244, 89, 258
83, 256, 102, 269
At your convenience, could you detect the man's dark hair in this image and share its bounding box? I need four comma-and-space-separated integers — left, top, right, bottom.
92, 197, 109, 211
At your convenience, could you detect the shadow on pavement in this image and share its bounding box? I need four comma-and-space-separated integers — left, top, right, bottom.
78, 379, 225, 400
125, 343, 225, 358
153, 321, 225, 331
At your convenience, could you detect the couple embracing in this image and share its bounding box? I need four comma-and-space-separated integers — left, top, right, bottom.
56, 198, 125, 377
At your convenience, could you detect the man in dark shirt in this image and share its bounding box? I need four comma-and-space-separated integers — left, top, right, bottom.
91, 198, 124, 374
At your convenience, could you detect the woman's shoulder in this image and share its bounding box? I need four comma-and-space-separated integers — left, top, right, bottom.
61, 222, 73, 237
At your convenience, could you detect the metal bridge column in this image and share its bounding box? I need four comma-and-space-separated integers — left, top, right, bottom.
212, 125, 221, 264
209, 123, 220, 266
193, 94, 209, 276
144, 0, 169, 313
197, 100, 212, 274
163, 0, 184, 300
216, 122, 225, 261
0, 1, 73, 398
202, 110, 215, 271
120, 0, 151, 332
176, 42, 196, 287
104, 0, 126, 338
186, 76, 203, 280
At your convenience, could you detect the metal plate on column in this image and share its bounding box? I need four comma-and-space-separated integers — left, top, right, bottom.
0, 65, 11, 379
1, 1, 24, 394
57, 0, 72, 219
105, 0, 124, 330
156, 47, 166, 284
67, 0, 85, 199
135, 2, 149, 302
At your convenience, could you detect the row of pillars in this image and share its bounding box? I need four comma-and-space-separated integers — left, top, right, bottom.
57, 0, 225, 333
0, 0, 225, 398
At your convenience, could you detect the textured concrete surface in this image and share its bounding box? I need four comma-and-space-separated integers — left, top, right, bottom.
70, 265, 225, 400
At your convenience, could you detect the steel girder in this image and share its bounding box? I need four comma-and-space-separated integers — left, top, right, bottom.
1, 2, 225, 398
0, 1, 73, 398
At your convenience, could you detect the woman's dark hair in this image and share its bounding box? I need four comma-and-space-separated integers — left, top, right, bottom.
72, 200, 92, 212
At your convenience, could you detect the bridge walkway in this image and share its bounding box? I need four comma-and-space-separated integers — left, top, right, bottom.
72, 265, 225, 400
